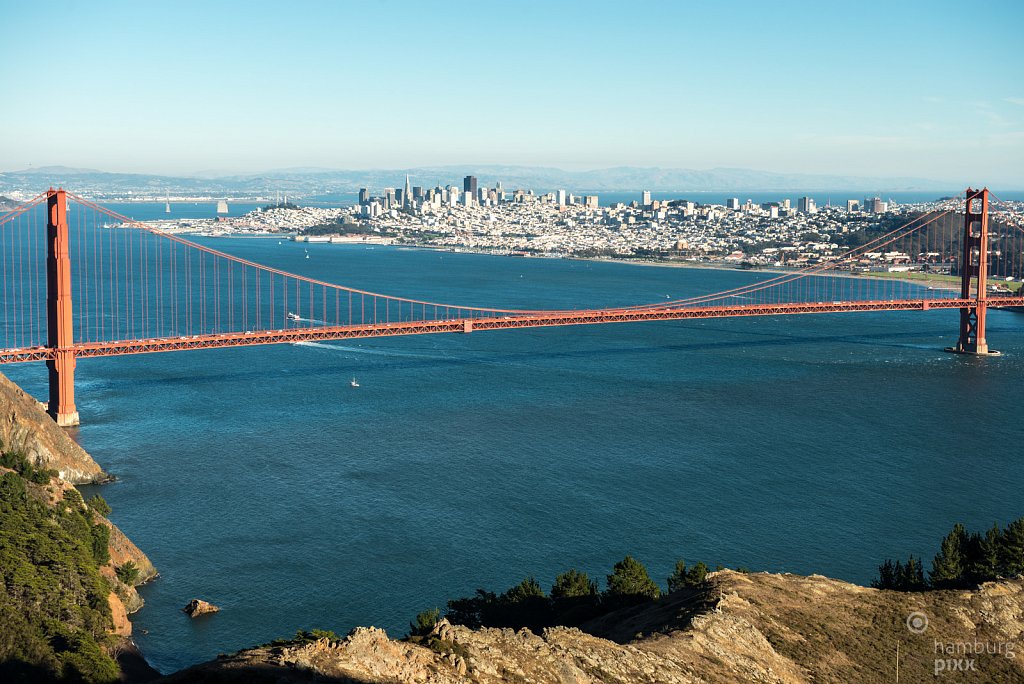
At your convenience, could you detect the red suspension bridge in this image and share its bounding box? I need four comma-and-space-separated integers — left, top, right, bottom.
0, 188, 1022, 427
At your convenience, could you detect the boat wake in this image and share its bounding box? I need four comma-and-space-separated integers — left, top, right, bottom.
292, 341, 450, 361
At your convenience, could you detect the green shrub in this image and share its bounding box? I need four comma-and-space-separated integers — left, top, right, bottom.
115, 561, 139, 586
86, 495, 111, 518
409, 607, 440, 637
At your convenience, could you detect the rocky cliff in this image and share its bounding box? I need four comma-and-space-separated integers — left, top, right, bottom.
0, 371, 107, 483
158, 570, 1024, 683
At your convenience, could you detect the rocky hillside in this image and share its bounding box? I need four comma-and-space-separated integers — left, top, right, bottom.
159, 570, 1023, 683
0, 371, 157, 682
0, 372, 107, 483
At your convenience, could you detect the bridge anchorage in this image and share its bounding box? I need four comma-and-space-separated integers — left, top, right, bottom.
0, 186, 1021, 427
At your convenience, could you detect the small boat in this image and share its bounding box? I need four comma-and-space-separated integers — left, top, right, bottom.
287, 312, 300, 321
304, 249, 310, 259
350, 377, 360, 388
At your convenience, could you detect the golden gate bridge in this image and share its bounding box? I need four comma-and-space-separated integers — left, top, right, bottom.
1, 188, 1022, 427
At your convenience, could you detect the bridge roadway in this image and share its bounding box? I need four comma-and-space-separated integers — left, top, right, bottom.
1, 296, 1022, 364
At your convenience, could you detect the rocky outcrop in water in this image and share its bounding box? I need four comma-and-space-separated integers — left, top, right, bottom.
183, 600, 220, 618
0, 371, 107, 483
158, 570, 1024, 683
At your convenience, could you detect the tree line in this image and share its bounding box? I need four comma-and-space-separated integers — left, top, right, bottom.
410, 555, 724, 636
873, 518, 1024, 591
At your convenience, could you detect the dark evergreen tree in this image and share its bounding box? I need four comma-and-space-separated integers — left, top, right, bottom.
872, 559, 898, 590
874, 556, 927, 591
495, 576, 550, 631
1000, 518, 1024, 577
686, 561, 710, 587
930, 523, 969, 589
606, 556, 660, 603
551, 569, 597, 599
900, 556, 927, 591
966, 524, 1002, 584
667, 560, 689, 593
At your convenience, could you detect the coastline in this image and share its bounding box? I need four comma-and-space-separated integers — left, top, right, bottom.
188, 232, 988, 293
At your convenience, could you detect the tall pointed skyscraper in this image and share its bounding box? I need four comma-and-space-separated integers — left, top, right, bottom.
404, 175, 412, 210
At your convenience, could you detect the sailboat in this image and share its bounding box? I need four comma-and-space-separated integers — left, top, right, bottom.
350, 377, 360, 388
164, 193, 171, 214
304, 249, 310, 259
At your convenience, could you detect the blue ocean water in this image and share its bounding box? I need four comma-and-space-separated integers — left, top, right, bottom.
3, 206, 1024, 675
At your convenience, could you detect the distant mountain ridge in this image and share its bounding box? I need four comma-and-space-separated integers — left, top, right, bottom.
0, 164, 955, 196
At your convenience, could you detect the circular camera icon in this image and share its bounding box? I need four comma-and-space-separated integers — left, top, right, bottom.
906, 611, 929, 634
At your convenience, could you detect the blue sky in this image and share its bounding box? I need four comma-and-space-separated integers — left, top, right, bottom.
1, 0, 1022, 184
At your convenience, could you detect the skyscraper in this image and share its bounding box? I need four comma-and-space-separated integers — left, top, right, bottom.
463, 175, 478, 197
798, 197, 817, 214
641, 190, 651, 207
403, 175, 412, 210
358, 188, 370, 204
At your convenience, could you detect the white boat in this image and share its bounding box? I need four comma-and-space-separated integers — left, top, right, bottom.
350, 378, 360, 388
305, 249, 310, 259
287, 312, 300, 321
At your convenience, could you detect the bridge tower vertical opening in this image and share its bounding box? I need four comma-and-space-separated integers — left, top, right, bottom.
46, 188, 80, 426
948, 187, 998, 356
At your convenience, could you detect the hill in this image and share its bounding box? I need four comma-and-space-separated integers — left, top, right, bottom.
159, 570, 1023, 683
0, 372, 156, 683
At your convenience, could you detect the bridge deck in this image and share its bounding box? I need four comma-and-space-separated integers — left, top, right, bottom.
2, 297, 1022, 364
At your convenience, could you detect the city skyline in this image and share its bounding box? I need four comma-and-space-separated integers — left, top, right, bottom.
1, 0, 1022, 185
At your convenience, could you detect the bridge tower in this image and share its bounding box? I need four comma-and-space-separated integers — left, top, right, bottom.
948, 187, 997, 356
46, 189, 80, 426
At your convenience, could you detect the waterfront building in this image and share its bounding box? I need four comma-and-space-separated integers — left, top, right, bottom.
727, 198, 740, 210
216, 200, 229, 214
642, 190, 652, 207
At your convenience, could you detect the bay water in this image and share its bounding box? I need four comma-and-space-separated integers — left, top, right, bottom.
3, 203, 1023, 674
